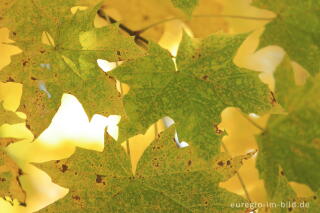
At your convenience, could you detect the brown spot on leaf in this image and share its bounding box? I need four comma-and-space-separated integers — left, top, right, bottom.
7, 77, 15, 82
288, 207, 292, 212
30, 76, 37, 80
22, 61, 28, 66
96, 174, 105, 184
40, 50, 45, 54
202, 75, 209, 80
0, 177, 6, 182
72, 195, 80, 200
217, 161, 224, 166
313, 196, 317, 200
18, 169, 23, 175
19, 202, 26, 207
270, 91, 277, 105
188, 160, 192, 166
60, 164, 68, 173
226, 160, 231, 166
280, 170, 285, 176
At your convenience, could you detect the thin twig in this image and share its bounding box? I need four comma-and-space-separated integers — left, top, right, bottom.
221, 142, 252, 202
97, 9, 149, 47
135, 14, 273, 34
241, 112, 265, 132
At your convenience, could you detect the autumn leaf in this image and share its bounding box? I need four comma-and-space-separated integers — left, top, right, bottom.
0, 104, 25, 203
0, 1, 143, 136
256, 57, 320, 198
252, 0, 320, 75
110, 32, 271, 160
37, 127, 254, 212
171, 0, 199, 15
259, 167, 319, 213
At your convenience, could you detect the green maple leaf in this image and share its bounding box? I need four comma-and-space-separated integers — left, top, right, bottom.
0, 1, 143, 136
261, 167, 319, 213
37, 127, 254, 212
252, 0, 320, 75
171, 0, 199, 15
0, 104, 25, 203
256, 57, 320, 198
110, 33, 271, 160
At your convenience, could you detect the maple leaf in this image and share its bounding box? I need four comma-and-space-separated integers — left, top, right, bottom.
252, 0, 320, 75
171, 0, 199, 15
260, 167, 319, 213
110, 32, 271, 160
0, 1, 143, 136
256, 57, 320, 197
0, 104, 25, 203
37, 127, 254, 212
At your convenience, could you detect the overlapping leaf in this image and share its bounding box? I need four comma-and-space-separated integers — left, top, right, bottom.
253, 0, 320, 75
0, 1, 143, 136
110, 33, 271, 160
256, 57, 320, 197
0, 103, 23, 126
0, 104, 25, 203
260, 167, 319, 213
37, 127, 254, 212
171, 0, 199, 15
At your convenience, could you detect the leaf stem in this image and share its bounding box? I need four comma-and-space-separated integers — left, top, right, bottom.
221, 142, 252, 202
119, 79, 131, 157
240, 112, 265, 132
136, 14, 273, 34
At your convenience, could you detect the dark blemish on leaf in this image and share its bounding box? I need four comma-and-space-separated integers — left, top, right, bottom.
288, 207, 292, 212
226, 160, 231, 166
74, 172, 78, 175
31, 76, 37, 80
18, 169, 23, 175
143, 15, 149, 21
270, 91, 277, 105
12, 32, 16, 36
313, 196, 317, 200
19, 202, 27, 207
188, 160, 192, 166
7, 77, 15, 82
40, 50, 45, 54
0, 178, 6, 182
22, 61, 28, 66
202, 75, 208, 80
217, 161, 224, 166
26, 124, 30, 129
55, 160, 60, 164
96, 175, 105, 184
60, 164, 68, 173
117, 50, 121, 56
72, 195, 80, 201
280, 170, 285, 176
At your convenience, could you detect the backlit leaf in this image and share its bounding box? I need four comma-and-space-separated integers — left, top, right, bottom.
37, 127, 253, 212
110, 32, 271, 160
253, 0, 320, 75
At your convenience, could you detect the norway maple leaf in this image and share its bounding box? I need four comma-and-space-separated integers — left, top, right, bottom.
261, 167, 319, 213
0, 104, 25, 203
252, 0, 320, 75
110, 33, 271, 160
37, 127, 254, 213
0, 1, 143, 136
256, 57, 320, 198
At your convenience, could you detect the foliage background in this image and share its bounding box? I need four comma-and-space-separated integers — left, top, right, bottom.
0, 0, 314, 212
